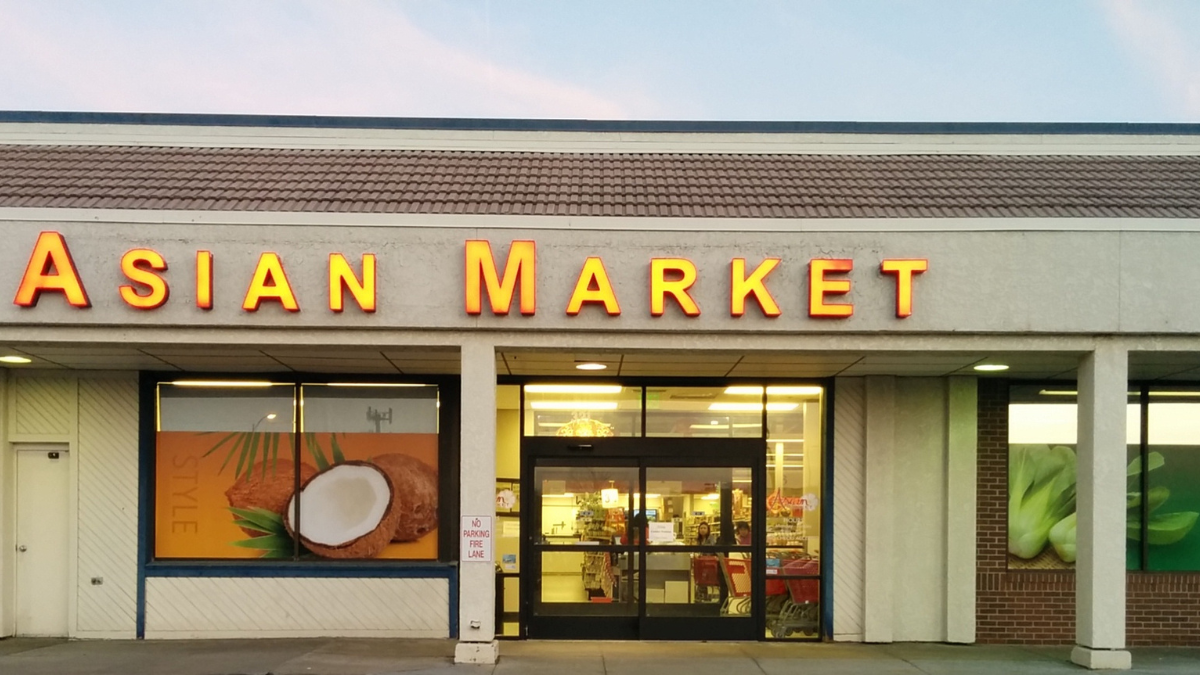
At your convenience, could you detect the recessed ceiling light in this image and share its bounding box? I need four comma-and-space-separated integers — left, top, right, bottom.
575, 362, 607, 371
525, 384, 622, 394
0, 355, 31, 364
529, 400, 619, 411
973, 364, 1009, 372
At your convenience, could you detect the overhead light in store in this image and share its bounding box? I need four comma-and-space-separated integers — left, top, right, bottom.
708, 402, 800, 412
766, 438, 803, 443
265, 413, 277, 420
1038, 389, 1200, 398
701, 493, 720, 501
575, 362, 608, 371
723, 386, 823, 396
169, 380, 276, 387
324, 383, 428, 388
0, 355, 31, 364
543, 492, 575, 499
529, 401, 619, 411
973, 364, 1009, 372
525, 384, 623, 394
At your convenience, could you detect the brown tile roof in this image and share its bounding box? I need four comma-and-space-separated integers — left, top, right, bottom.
1, 145, 1199, 218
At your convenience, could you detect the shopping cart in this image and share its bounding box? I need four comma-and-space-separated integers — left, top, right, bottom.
691, 555, 720, 603
766, 557, 820, 638
717, 555, 752, 616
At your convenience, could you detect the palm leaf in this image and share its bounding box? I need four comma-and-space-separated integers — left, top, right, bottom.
304, 432, 330, 471
219, 433, 250, 474
330, 434, 345, 465
201, 431, 241, 458
229, 507, 286, 534
232, 518, 275, 535
230, 534, 294, 550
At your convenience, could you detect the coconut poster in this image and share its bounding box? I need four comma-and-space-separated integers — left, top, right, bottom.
156, 431, 438, 560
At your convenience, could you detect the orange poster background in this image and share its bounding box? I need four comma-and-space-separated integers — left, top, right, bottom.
155, 431, 438, 560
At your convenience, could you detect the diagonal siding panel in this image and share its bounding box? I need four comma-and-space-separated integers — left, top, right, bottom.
832, 377, 866, 640
144, 577, 449, 638
76, 377, 139, 635
12, 377, 74, 437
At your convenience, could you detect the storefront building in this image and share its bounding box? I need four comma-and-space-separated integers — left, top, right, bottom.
1, 114, 1200, 669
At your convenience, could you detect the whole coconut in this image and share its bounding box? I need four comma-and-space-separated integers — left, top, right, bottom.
225, 460, 318, 535
371, 454, 439, 542
283, 461, 403, 559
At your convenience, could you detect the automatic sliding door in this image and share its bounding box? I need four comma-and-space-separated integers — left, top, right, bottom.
639, 463, 757, 641
528, 462, 639, 639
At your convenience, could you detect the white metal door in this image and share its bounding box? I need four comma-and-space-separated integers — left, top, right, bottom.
15, 445, 70, 637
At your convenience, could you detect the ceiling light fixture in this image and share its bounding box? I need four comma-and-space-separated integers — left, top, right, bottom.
529, 401, 619, 411
708, 402, 800, 412
724, 386, 823, 396
324, 382, 428, 388
525, 384, 623, 394
575, 362, 608, 371
0, 355, 32, 364
169, 380, 276, 387
973, 364, 1009, 372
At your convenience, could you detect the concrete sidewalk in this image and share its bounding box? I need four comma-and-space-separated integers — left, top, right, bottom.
2, 638, 1199, 675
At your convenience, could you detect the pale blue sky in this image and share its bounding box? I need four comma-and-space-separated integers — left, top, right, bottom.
1, 0, 1198, 122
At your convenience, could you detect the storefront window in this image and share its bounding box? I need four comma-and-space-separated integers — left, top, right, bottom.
1006, 385, 1140, 570
764, 385, 823, 639
645, 387, 762, 437
523, 384, 642, 437
154, 380, 440, 561
1143, 388, 1200, 571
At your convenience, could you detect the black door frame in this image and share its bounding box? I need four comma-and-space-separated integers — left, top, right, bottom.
522, 436, 767, 640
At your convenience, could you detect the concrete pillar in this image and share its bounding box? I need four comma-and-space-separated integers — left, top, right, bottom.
454, 340, 498, 665
862, 375, 895, 643
1071, 343, 1131, 671
944, 377, 977, 644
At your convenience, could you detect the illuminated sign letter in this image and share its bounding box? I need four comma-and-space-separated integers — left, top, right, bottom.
566, 257, 621, 316
464, 240, 536, 316
119, 248, 170, 310
329, 253, 376, 313
730, 257, 781, 318
13, 231, 91, 308
196, 251, 213, 310
880, 259, 928, 318
242, 252, 299, 312
809, 259, 853, 318
650, 258, 700, 317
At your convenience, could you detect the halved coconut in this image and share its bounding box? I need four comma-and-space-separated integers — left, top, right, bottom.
283, 461, 402, 559
371, 454, 438, 542
225, 460, 318, 535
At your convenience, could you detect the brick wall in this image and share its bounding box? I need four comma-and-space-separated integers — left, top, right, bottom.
975, 379, 1075, 644
975, 379, 1200, 645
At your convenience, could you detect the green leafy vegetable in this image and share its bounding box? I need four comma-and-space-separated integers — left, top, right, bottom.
1128, 511, 1200, 545
1008, 444, 1077, 559
1048, 512, 1076, 563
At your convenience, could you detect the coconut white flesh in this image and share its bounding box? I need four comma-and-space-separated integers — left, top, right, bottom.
289, 464, 392, 546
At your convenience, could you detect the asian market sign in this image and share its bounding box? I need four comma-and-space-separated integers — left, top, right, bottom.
10, 232, 926, 320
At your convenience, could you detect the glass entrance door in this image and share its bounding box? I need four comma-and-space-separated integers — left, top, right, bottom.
524, 438, 762, 640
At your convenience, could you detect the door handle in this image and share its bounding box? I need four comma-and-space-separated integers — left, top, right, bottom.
17, 545, 26, 552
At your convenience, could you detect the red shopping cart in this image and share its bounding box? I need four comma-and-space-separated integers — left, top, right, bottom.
717, 555, 752, 615
767, 557, 820, 638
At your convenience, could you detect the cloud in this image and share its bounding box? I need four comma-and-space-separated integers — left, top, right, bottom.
0, 1, 636, 118
1101, 0, 1200, 118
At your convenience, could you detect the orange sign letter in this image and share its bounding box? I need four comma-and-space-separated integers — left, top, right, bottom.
881, 259, 928, 318
329, 253, 376, 313
465, 240, 536, 316
730, 257, 781, 317
196, 251, 213, 310
650, 258, 700, 317
119, 249, 170, 310
242, 252, 299, 312
566, 257, 621, 316
13, 231, 91, 308
809, 259, 853, 318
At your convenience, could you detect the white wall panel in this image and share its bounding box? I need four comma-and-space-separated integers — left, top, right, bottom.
832, 377, 866, 641
145, 577, 450, 638
11, 376, 74, 438
75, 377, 139, 636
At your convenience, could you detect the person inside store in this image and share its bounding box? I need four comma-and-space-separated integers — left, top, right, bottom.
695, 520, 717, 545
735, 520, 751, 545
